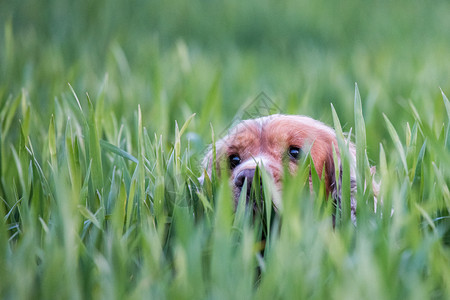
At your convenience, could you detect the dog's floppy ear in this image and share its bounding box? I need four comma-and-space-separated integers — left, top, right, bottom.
324, 141, 357, 225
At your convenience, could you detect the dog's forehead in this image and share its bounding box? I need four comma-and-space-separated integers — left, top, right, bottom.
223, 114, 335, 153
224, 119, 262, 153
263, 115, 334, 135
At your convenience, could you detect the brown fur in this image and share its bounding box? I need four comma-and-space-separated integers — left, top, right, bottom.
200, 114, 371, 224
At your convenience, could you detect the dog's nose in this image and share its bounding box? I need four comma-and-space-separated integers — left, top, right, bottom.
234, 169, 255, 195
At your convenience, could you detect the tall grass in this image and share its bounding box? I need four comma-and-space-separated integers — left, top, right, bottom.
1, 0, 450, 299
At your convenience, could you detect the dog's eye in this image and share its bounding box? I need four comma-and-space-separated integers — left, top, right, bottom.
229, 154, 241, 169
288, 146, 302, 160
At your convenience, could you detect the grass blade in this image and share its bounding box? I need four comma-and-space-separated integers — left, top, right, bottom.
86, 93, 104, 192
100, 140, 138, 163
383, 113, 408, 174
48, 114, 57, 170
441, 89, 450, 149
354, 83, 367, 202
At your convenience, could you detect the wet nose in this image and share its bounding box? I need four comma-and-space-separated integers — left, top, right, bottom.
234, 169, 256, 195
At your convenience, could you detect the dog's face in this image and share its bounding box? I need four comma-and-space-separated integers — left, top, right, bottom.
201, 114, 357, 216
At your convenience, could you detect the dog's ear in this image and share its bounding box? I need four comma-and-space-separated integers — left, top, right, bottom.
324, 142, 357, 226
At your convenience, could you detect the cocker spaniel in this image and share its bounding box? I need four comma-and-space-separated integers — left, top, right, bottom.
200, 114, 377, 224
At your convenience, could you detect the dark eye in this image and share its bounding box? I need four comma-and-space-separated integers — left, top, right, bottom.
229, 154, 241, 169
288, 146, 302, 160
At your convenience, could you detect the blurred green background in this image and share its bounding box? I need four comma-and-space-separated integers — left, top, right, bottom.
1, 0, 450, 158
1, 1, 450, 299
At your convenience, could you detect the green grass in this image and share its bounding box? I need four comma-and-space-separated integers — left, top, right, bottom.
1, 0, 450, 299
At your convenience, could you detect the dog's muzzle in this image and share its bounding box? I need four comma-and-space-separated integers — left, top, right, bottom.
234, 168, 256, 197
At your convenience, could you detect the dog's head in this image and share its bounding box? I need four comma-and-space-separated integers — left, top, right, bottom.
200, 114, 358, 221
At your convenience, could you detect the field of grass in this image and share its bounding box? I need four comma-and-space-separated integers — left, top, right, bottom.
1, 0, 450, 299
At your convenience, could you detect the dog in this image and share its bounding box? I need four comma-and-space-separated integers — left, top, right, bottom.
200, 114, 377, 224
